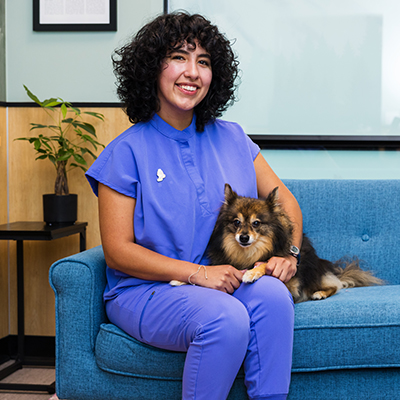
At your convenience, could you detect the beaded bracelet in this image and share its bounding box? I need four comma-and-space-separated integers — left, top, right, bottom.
188, 265, 208, 286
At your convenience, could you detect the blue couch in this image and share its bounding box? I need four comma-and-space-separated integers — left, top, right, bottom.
49, 180, 400, 399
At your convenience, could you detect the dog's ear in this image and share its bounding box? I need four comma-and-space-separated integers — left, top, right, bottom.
265, 187, 279, 208
224, 183, 237, 205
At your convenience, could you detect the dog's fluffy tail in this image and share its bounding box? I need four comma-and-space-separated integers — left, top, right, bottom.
334, 257, 384, 288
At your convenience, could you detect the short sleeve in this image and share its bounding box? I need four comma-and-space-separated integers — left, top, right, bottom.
245, 134, 261, 161
85, 135, 139, 198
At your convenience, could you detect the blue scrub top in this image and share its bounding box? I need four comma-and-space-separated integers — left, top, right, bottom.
86, 114, 260, 300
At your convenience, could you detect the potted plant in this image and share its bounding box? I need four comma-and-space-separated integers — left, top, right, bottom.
16, 85, 105, 225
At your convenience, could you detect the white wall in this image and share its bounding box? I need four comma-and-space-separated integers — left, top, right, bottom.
5, 0, 163, 102
262, 149, 400, 180
4, 0, 400, 179
0, 0, 5, 101
169, 0, 400, 137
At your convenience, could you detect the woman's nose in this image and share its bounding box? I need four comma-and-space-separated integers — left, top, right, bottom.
184, 60, 199, 80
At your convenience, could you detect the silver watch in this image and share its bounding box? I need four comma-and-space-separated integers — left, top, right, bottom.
289, 245, 300, 266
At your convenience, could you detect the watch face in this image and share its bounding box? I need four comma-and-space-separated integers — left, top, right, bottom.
290, 245, 300, 255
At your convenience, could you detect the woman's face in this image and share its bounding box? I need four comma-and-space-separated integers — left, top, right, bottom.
157, 41, 212, 130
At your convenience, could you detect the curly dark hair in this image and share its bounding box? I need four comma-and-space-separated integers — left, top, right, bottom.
112, 12, 239, 132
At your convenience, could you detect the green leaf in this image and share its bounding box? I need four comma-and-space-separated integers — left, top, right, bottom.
72, 153, 87, 165
30, 124, 48, 130
34, 139, 41, 150
70, 163, 88, 172
23, 85, 42, 106
80, 135, 99, 151
77, 122, 96, 136
61, 103, 68, 119
70, 106, 81, 115
85, 148, 98, 159
80, 134, 91, 141
35, 155, 48, 160
83, 111, 105, 121
74, 130, 83, 139
43, 98, 62, 107
57, 152, 72, 161
91, 138, 104, 147
41, 141, 53, 150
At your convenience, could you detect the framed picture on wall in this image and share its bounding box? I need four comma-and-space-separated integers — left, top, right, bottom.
33, 0, 117, 32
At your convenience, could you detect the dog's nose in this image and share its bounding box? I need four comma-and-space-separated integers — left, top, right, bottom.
240, 234, 250, 244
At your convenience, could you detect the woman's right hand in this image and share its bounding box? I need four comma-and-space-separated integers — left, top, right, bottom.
190, 265, 245, 294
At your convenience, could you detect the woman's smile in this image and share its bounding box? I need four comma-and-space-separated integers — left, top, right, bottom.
177, 84, 199, 93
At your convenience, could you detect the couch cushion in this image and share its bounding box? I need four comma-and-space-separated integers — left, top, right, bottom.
292, 285, 400, 372
96, 285, 400, 378
95, 323, 186, 380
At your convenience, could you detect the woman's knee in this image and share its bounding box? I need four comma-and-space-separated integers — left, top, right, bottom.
190, 289, 251, 346
263, 276, 294, 309
235, 276, 294, 318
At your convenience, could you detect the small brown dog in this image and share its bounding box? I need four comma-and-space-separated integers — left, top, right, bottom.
206, 184, 383, 303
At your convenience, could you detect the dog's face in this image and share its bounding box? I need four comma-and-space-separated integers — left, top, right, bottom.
216, 184, 293, 269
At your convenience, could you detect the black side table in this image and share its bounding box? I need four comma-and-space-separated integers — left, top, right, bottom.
0, 221, 87, 394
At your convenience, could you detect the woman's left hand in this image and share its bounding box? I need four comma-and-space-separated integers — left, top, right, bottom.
254, 256, 297, 283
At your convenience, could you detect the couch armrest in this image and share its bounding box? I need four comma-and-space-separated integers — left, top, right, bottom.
49, 246, 107, 394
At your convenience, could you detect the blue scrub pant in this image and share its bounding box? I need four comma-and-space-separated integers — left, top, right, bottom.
105, 275, 294, 400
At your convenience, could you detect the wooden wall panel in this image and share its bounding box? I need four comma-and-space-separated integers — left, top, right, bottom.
0, 106, 8, 339
8, 106, 131, 336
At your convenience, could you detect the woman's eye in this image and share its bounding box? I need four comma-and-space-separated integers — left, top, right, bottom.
199, 59, 210, 67
233, 220, 241, 228
252, 220, 261, 228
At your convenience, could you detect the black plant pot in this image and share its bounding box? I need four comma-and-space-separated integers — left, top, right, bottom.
43, 194, 78, 225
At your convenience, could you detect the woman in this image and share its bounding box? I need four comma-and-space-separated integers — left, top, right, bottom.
86, 12, 302, 400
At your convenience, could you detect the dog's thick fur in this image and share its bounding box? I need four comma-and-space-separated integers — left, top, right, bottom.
207, 184, 383, 303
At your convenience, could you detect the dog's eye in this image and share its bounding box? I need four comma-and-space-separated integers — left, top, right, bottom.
252, 220, 261, 228
233, 219, 241, 228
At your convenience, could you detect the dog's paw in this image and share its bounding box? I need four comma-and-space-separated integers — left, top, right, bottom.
169, 280, 187, 287
242, 269, 264, 283
311, 290, 327, 300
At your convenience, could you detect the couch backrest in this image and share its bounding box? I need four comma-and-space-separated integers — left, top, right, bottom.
284, 179, 400, 285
